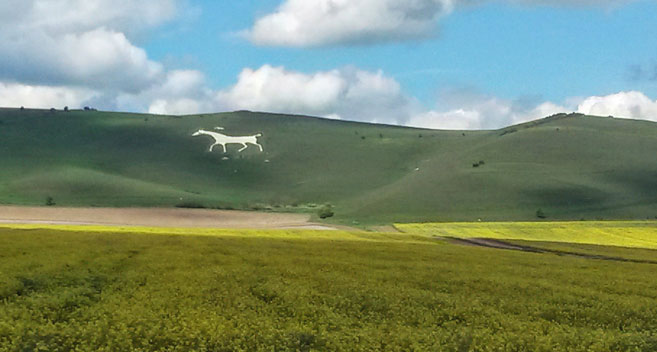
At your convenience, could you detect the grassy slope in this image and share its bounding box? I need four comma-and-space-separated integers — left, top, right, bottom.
1, 227, 656, 351
1, 108, 657, 224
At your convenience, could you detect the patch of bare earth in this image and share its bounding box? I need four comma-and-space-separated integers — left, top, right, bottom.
0, 206, 337, 230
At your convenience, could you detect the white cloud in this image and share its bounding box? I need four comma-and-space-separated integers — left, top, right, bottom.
110, 69, 213, 114
577, 91, 657, 121
246, 0, 455, 47
215, 65, 417, 124
122, 64, 657, 130
409, 90, 657, 130
217, 65, 347, 113
409, 95, 567, 130
0, 0, 182, 92
0, 82, 97, 109
142, 65, 417, 124
2, 0, 178, 34
0, 28, 163, 91
246, 0, 636, 47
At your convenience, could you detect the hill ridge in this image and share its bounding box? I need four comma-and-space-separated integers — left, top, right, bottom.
0, 108, 655, 224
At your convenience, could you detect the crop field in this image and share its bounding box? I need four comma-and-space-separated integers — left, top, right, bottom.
396, 221, 657, 250
1, 224, 657, 351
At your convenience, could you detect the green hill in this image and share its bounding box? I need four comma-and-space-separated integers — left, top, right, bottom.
1, 108, 656, 224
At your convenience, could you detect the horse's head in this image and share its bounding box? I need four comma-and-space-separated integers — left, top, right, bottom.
192, 130, 203, 136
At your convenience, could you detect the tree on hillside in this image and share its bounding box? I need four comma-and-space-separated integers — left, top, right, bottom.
318, 204, 334, 219
64, 106, 69, 112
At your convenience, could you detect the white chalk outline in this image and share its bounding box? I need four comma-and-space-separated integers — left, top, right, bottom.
193, 127, 263, 153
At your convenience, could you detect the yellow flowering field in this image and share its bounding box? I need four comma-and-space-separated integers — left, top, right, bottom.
1, 225, 657, 351
396, 221, 657, 249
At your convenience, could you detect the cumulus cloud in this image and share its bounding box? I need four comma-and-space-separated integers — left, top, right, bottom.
0, 0, 181, 92
408, 95, 567, 130
0, 28, 163, 91
407, 90, 657, 130
215, 65, 417, 124
140, 65, 418, 123
246, 0, 456, 47
119, 64, 657, 130
0, 82, 97, 109
577, 91, 657, 121
246, 0, 636, 47
217, 65, 415, 124
2, 0, 178, 34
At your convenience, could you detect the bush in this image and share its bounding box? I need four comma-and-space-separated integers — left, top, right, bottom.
318, 204, 334, 219
175, 202, 206, 209
45, 196, 55, 206
536, 209, 547, 219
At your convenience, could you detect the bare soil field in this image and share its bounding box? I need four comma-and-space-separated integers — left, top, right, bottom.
0, 206, 337, 230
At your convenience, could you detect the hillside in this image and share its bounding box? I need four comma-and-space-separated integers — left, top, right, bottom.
1, 108, 656, 224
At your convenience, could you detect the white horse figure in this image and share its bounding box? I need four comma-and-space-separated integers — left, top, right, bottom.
192, 127, 263, 153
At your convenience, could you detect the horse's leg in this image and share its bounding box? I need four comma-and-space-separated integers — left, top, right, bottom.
209, 143, 216, 152
238, 143, 248, 152
220, 143, 227, 153
249, 142, 263, 152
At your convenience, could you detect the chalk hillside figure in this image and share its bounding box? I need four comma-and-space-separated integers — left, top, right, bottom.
193, 127, 263, 153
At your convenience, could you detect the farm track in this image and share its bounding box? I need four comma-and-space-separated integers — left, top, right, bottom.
443, 237, 657, 265
0, 206, 339, 230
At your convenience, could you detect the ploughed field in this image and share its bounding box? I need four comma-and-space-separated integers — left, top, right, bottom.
1, 222, 656, 351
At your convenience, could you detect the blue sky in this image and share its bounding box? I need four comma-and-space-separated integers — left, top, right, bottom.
148, 0, 657, 104
1, 0, 656, 129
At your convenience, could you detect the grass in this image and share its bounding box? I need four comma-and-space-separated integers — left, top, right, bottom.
2, 109, 657, 224
1, 224, 657, 351
396, 221, 657, 249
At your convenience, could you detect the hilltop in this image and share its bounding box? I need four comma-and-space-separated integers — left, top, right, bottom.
0, 108, 656, 225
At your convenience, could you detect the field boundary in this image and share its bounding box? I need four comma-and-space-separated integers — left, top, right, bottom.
443, 237, 657, 264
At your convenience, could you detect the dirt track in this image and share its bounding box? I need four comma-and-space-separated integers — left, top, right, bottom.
0, 206, 337, 230
443, 237, 657, 264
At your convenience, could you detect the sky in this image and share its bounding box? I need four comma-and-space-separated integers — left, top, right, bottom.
0, 0, 656, 129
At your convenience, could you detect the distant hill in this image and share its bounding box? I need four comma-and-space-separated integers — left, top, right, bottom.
1, 108, 656, 225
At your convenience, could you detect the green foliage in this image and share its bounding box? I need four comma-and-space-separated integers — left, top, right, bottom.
0, 228, 656, 351
317, 204, 334, 219
45, 196, 55, 206
536, 208, 547, 219
1, 109, 657, 224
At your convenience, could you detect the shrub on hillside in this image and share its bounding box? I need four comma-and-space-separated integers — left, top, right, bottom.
175, 202, 206, 209
536, 209, 547, 219
318, 204, 334, 219
45, 196, 55, 206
